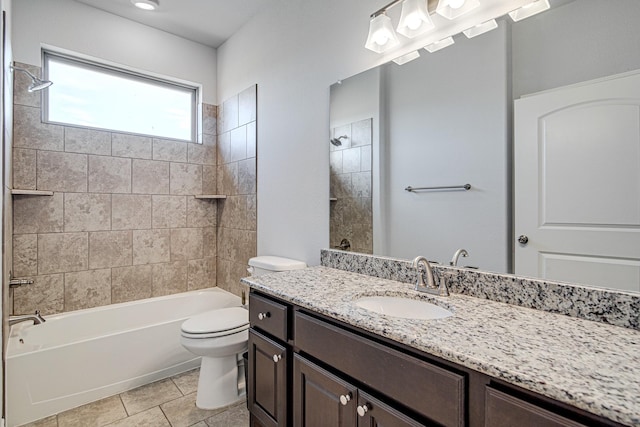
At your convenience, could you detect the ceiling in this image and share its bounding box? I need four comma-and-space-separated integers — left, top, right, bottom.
73, 0, 278, 48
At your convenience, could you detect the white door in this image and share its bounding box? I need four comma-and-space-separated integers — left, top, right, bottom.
514, 71, 640, 292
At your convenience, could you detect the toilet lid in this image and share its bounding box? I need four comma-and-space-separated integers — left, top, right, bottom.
181, 307, 249, 334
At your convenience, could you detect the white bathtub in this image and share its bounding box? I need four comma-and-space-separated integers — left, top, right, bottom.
6, 288, 242, 427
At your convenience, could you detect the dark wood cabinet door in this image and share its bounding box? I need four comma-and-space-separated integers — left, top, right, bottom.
357, 391, 428, 427
293, 354, 358, 427
485, 388, 588, 427
248, 329, 288, 427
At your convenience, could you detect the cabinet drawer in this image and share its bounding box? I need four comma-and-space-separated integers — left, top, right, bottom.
250, 293, 288, 341
485, 388, 588, 427
295, 311, 465, 427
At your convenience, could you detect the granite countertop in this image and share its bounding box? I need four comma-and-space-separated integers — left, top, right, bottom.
242, 266, 640, 427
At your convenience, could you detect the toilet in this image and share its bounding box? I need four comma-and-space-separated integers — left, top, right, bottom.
180, 255, 306, 410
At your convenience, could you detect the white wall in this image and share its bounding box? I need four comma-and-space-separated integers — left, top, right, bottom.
12, 0, 217, 103
217, 0, 388, 265
512, 0, 640, 99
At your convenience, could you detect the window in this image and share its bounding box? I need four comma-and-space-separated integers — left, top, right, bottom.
44, 51, 197, 142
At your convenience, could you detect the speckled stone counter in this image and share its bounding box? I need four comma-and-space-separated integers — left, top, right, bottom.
242, 266, 640, 426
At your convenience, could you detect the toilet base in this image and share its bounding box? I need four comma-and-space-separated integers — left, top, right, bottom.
195, 354, 242, 410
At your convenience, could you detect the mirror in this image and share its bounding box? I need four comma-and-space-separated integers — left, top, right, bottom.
329, 0, 640, 292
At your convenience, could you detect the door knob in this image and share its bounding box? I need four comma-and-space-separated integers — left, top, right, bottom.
339, 393, 352, 406
357, 403, 371, 417
518, 235, 529, 245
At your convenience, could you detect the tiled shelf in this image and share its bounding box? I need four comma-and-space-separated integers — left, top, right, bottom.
193, 194, 227, 199
11, 189, 54, 196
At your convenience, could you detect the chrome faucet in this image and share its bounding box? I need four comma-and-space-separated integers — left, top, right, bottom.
9, 310, 46, 326
450, 249, 469, 266
412, 256, 449, 297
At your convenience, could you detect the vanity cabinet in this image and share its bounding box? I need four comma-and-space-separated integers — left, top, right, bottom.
248, 293, 291, 427
248, 290, 626, 427
293, 354, 426, 426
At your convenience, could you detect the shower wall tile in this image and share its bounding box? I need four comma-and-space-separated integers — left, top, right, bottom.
202, 133, 216, 147
64, 193, 112, 232
361, 145, 372, 172
152, 195, 187, 229
133, 229, 171, 265
112, 195, 152, 230
230, 127, 247, 162
153, 138, 187, 163
88, 155, 132, 193
89, 230, 133, 269
351, 118, 373, 147
170, 163, 202, 195
13, 105, 64, 151
12, 234, 37, 277
203, 227, 216, 258
246, 121, 256, 158
238, 158, 256, 195
220, 95, 239, 134
64, 269, 112, 311
217, 132, 231, 164
152, 261, 188, 296
13, 148, 36, 190
13, 193, 64, 234
247, 195, 257, 231
111, 264, 153, 304
65, 127, 111, 156
112, 133, 152, 159
187, 143, 215, 165
13, 273, 64, 315
239, 85, 257, 126
188, 257, 216, 290
37, 232, 89, 274
132, 159, 170, 194
37, 151, 88, 192
202, 103, 217, 136
202, 165, 216, 194
187, 198, 216, 228
342, 148, 361, 174
217, 163, 238, 197
170, 228, 203, 261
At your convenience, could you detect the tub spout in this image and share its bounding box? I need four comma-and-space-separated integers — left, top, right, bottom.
9, 310, 46, 326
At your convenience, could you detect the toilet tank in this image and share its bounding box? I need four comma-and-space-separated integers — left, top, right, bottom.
247, 256, 307, 276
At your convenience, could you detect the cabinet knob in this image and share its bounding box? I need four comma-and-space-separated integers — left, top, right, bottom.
357, 403, 370, 417
272, 354, 282, 363
257, 312, 270, 320
339, 393, 352, 406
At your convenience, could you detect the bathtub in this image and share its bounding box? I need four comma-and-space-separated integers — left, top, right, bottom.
6, 288, 242, 427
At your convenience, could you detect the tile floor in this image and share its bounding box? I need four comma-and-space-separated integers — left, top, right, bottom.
22, 369, 250, 427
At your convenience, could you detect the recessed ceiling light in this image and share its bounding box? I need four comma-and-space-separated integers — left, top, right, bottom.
131, 0, 159, 11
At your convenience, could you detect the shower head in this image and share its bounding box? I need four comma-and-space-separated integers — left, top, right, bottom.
330, 135, 348, 146
10, 65, 53, 92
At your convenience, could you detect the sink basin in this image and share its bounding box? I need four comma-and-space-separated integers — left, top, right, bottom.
354, 296, 453, 320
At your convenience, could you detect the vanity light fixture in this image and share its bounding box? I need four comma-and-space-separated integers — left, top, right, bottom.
392, 50, 421, 65
435, 0, 480, 20
131, 0, 159, 11
508, 0, 550, 21
397, 0, 435, 38
462, 19, 498, 38
424, 36, 455, 53
365, 13, 401, 53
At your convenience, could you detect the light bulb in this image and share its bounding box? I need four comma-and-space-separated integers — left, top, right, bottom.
374, 33, 389, 46
449, 0, 465, 9
406, 14, 422, 30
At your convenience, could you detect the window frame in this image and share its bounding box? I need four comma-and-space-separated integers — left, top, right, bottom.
42, 50, 199, 143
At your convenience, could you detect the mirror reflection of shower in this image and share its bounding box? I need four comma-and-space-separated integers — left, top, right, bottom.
10, 64, 53, 92
330, 135, 348, 146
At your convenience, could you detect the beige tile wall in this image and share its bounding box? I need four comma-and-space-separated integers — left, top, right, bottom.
216, 86, 257, 296
330, 118, 373, 254
10, 62, 223, 315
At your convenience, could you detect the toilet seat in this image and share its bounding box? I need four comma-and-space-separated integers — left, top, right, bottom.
181, 307, 249, 339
